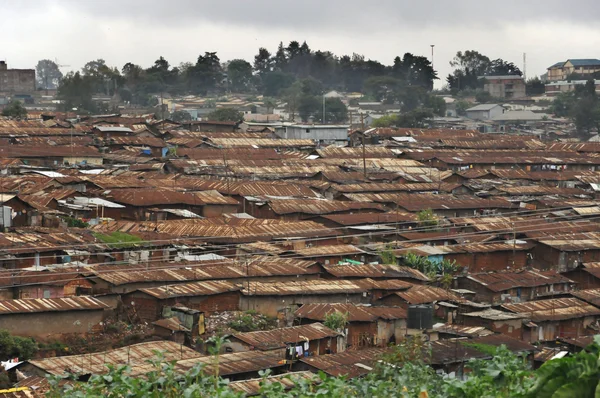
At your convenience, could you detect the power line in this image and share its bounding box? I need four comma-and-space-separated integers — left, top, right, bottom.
1, 214, 598, 289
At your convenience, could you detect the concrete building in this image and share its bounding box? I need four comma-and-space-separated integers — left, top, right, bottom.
465, 104, 505, 120
276, 124, 349, 145
546, 59, 600, 81
481, 76, 526, 99
0, 61, 35, 94
546, 80, 600, 96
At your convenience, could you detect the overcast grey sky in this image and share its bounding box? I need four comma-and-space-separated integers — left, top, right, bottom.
2, 0, 600, 88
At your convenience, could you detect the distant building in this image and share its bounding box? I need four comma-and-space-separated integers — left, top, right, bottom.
275, 124, 349, 145
0, 61, 35, 94
465, 104, 505, 120
545, 80, 600, 96
481, 75, 526, 99
546, 59, 600, 81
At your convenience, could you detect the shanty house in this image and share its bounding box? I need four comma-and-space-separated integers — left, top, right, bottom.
502, 298, 600, 342
104, 189, 239, 220
226, 323, 343, 356
295, 303, 407, 347
123, 280, 242, 322
240, 280, 373, 317
458, 269, 575, 304
562, 262, 600, 290
0, 297, 110, 337
459, 308, 526, 340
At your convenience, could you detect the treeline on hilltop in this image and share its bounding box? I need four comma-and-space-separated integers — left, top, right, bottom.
44, 41, 445, 119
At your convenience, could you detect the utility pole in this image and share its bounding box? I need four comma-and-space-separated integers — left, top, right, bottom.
322, 94, 326, 124
430, 45, 435, 70
361, 114, 366, 177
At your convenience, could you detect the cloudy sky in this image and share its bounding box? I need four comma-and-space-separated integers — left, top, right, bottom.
2, 0, 600, 88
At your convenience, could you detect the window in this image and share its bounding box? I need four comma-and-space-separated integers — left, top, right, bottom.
43, 290, 51, 298
305, 128, 310, 133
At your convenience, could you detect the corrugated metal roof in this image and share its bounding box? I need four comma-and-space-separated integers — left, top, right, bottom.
242, 279, 369, 296
316, 147, 395, 158
129, 349, 286, 378
27, 341, 202, 376
322, 263, 429, 281
209, 138, 316, 148
229, 372, 317, 396
571, 288, 600, 307
267, 198, 385, 215
0, 296, 108, 314
466, 270, 574, 292
432, 323, 494, 337
462, 308, 526, 320
502, 298, 600, 321
320, 212, 417, 225
233, 322, 339, 350
300, 347, 389, 378
290, 244, 365, 257
92, 258, 318, 286
295, 303, 406, 322
106, 188, 238, 206
332, 182, 462, 194
390, 285, 459, 304
344, 193, 515, 211
137, 280, 240, 299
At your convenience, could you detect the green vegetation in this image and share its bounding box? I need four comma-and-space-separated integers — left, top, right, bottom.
371, 108, 435, 128
92, 231, 143, 248
205, 108, 244, 122
323, 311, 349, 332
49, 337, 600, 397
379, 245, 397, 264
447, 50, 522, 92
227, 311, 277, 333
416, 208, 438, 228
0, 330, 38, 361
1, 100, 27, 119
63, 216, 89, 228
550, 79, 600, 138
402, 253, 459, 277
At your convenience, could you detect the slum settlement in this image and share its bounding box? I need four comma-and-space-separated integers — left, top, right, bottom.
2, 115, 600, 391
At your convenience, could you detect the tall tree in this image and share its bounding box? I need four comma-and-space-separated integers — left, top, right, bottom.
57, 71, 95, 112
35, 59, 63, 90
253, 48, 273, 76
188, 52, 222, 95
227, 59, 253, 92
272, 42, 287, 71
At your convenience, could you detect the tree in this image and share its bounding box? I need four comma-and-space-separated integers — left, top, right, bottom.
488, 59, 522, 76
262, 97, 277, 114
323, 97, 347, 123
417, 208, 438, 227
1, 100, 27, 118
227, 59, 253, 92
297, 94, 321, 122
57, 71, 95, 112
455, 99, 471, 116
323, 311, 349, 332
206, 108, 243, 122
526, 77, 546, 96
475, 90, 493, 103
447, 50, 491, 91
393, 53, 438, 90
36, 59, 63, 90
424, 95, 447, 116
272, 41, 287, 71
261, 71, 295, 97
0, 330, 38, 360
170, 110, 192, 123
188, 52, 222, 95
253, 48, 273, 76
